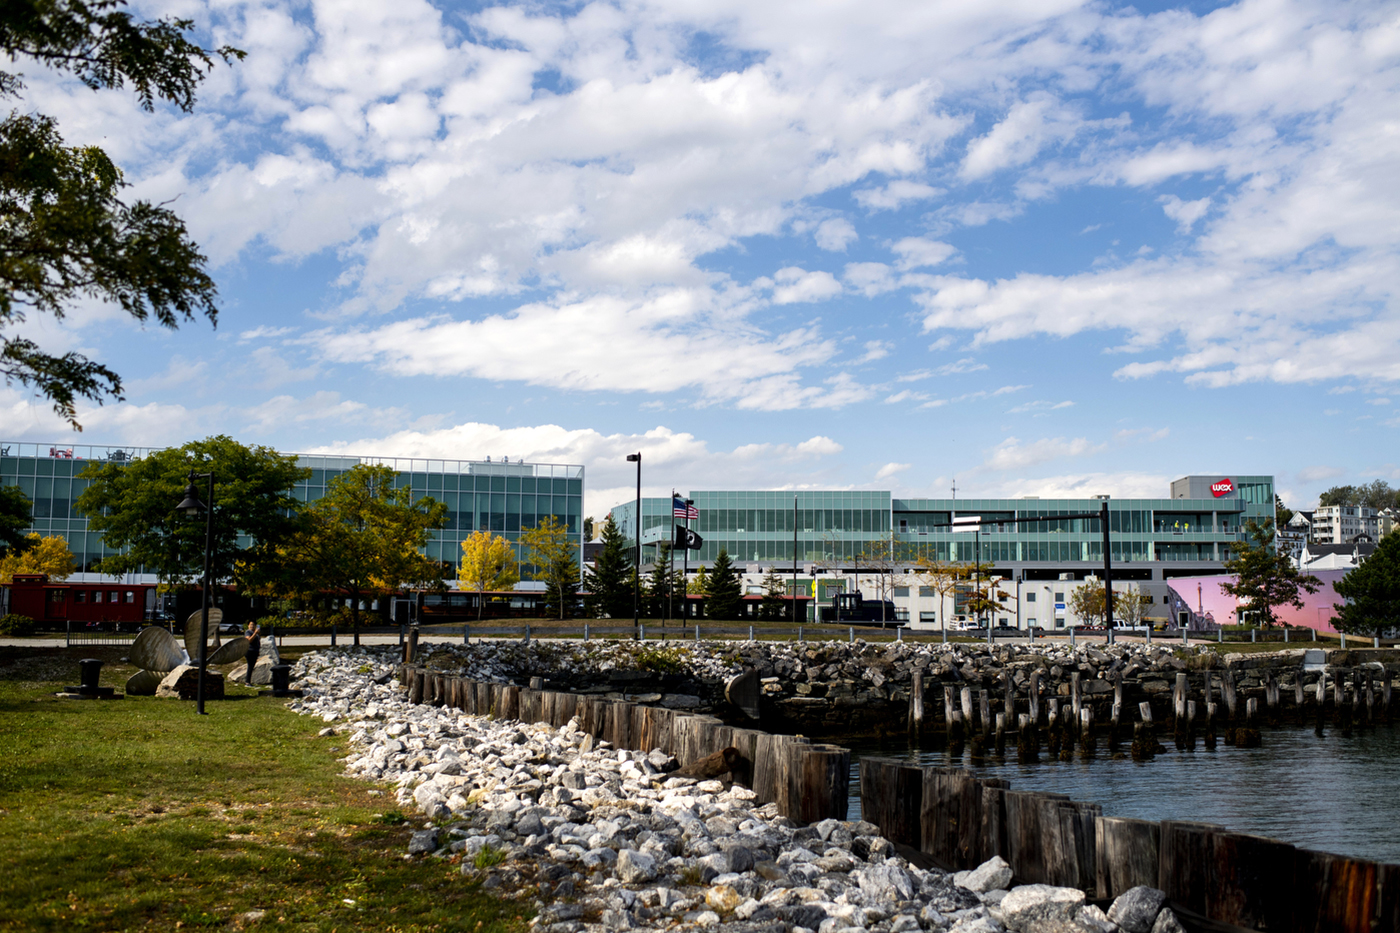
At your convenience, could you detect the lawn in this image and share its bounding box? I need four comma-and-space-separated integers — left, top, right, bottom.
0, 646, 527, 933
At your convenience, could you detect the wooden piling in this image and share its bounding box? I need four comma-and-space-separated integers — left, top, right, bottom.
1204, 701, 1217, 749
1071, 672, 1082, 723
1131, 702, 1155, 760
1017, 713, 1039, 762
979, 689, 992, 740
1365, 670, 1375, 728
994, 712, 1006, 755
949, 710, 965, 750
1336, 673, 1351, 736
1294, 672, 1306, 724
1047, 699, 1061, 757
944, 686, 956, 741
1315, 670, 1326, 737
1236, 697, 1261, 747
1002, 671, 1015, 727
909, 670, 925, 737
960, 685, 975, 732
1079, 707, 1095, 759
1028, 671, 1042, 727
1173, 673, 1189, 749
1185, 700, 1197, 751
1385, 669, 1394, 724
1265, 672, 1279, 725
1222, 668, 1238, 725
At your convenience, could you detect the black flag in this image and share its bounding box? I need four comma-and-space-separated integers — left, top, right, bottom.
673, 525, 703, 550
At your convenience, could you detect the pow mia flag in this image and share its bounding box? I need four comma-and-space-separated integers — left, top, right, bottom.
673, 525, 703, 550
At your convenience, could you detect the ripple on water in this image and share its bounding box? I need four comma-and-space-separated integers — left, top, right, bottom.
846, 724, 1400, 865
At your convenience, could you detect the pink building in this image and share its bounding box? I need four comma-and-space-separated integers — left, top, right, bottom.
1166, 571, 1348, 632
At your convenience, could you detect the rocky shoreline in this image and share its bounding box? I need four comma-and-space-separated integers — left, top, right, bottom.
288, 647, 1189, 933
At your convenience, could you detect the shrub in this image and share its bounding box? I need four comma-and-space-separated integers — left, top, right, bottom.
0, 613, 38, 636
633, 644, 688, 674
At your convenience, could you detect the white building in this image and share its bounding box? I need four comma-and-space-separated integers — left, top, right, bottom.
1310, 506, 1378, 544
1299, 541, 1377, 572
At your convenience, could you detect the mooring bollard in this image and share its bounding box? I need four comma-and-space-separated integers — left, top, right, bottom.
1285, 627, 1290, 643
799, 626, 804, 643
1070, 629, 1076, 648
1313, 627, 1318, 641
1342, 632, 1347, 649
1146, 626, 1152, 646
524, 624, 531, 644
1376, 636, 1382, 649
1182, 627, 1188, 646
897, 627, 903, 642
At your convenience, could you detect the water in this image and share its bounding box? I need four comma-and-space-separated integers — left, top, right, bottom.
845, 725, 1400, 865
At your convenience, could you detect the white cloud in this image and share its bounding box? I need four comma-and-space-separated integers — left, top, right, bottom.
985, 472, 1172, 500
815, 218, 859, 251
876, 462, 912, 480
769, 267, 844, 305
1297, 465, 1346, 482
891, 237, 958, 271
961, 93, 1083, 180
1159, 195, 1212, 233
1006, 399, 1073, 414
844, 262, 899, 297
982, 436, 1106, 471
858, 340, 893, 362
853, 181, 944, 211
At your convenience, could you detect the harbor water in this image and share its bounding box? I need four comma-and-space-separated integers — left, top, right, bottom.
846, 724, 1400, 865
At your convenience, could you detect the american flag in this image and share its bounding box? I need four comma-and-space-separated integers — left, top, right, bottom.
673, 496, 698, 520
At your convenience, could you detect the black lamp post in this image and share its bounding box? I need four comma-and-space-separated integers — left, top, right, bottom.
626, 452, 641, 640
175, 471, 215, 715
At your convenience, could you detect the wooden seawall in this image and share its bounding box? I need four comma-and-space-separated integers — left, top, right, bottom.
398, 664, 850, 823
860, 757, 1400, 932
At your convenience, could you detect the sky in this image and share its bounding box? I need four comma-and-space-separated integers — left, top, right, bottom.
4, 0, 1398, 519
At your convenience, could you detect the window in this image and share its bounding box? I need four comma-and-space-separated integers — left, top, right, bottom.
894, 586, 909, 597
1027, 617, 1037, 626
1026, 592, 1036, 603
125, 591, 135, 604
918, 586, 933, 597
109, 591, 119, 603
48, 589, 64, 603
75, 591, 87, 603
93, 591, 102, 603
1054, 592, 1065, 602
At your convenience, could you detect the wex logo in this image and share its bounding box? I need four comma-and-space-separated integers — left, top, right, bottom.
1211, 479, 1235, 498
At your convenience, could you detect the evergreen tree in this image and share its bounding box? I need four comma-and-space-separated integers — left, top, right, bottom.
1221, 519, 1321, 628
705, 549, 742, 620
584, 514, 632, 619
759, 570, 786, 621
1333, 532, 1400, 639
645, 543, 682, 620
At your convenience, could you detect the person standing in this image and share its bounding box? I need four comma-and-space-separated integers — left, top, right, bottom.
243, 620, 262, 685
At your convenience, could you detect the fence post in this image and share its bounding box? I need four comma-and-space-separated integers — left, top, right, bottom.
694, 624, 700, 643
799, 626, 804, 643
331, 624, 337, 647
1182, 627, 1188, 646
1376, 636, 1382, 649
749, 625, 755, 641
463, 624, 469, 645
584, 623, 590, 641
1218, 627, 1224, 644
640, 624, 645, 641
1251, 628, 1257, 643
1070, 628, 1076, 648
525, 624, 531, 644
849, 626, 854, 644
399, 623, 405, 647
897, 627, 903, 642
1284, 627, 1289, 644
1312, 627, 1317, 642
66, 619, 71, 648
1341, 632, 1347, 649
1146, 626, 1152, 646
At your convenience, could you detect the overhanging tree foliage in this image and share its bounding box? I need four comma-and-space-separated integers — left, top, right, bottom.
1221, 518, 1321, 628
75, 436, 308, 589
1, 1, 241, 426
1333, 532, 1400, 639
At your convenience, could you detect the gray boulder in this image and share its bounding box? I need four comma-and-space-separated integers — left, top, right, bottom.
616, 848, 657, 884
857, 863, 917, 902
1107, 886, 1167, 933
408, 829, 439, 855
999, 884, 1087, 933
960, 856, 1014, 894
1151, 909, 1186, 933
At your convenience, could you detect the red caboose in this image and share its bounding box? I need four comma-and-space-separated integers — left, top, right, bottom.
2, 573, 157, 631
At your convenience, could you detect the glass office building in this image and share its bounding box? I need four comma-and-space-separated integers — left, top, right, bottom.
0, 441, 583, 581
609, 475, 1275, 624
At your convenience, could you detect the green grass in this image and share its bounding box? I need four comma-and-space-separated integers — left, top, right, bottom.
0, 646, 528, 933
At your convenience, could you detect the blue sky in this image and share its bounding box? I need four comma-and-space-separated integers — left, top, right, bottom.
5, 0, 1398, 517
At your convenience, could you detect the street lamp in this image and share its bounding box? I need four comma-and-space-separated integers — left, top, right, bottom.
626, 453, 641, 640
175, 471, 215, 715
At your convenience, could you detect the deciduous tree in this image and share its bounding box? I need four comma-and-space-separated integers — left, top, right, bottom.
0, 532, 74, 582
76, 436, 308, 590
522, 514, 578, 620
915, 557, 970, 633
458, 530, 518, 620
1, 1, 242, 425
279, 464, 447, 644
1332, 532, 1400, 639
0, 485, 33, 554
1221, 519, 1321, 628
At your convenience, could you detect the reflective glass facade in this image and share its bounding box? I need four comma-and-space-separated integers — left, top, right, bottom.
0, 442, 583, 579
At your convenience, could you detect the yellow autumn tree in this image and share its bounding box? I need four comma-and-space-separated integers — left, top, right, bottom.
458, 530, 519, 620
0, 534, 77, 583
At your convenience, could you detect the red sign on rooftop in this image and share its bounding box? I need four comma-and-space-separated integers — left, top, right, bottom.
1211, 478, 1235, 498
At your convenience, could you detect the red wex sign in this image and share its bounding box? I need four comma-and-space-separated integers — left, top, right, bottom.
1211, 478, 1235, 497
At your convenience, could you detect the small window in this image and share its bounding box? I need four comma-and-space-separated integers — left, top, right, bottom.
1026, 592, 1036, 603
48, 589, 64, 603
1027, 617, 1037, 626
1054, 592, 1065, 602
918, 586, 933, 597
93, 591, 103, 603
109, 591, 119, 603
75, 591, 87, 603
125, 591, 135, 603
894, 586, 909, 597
